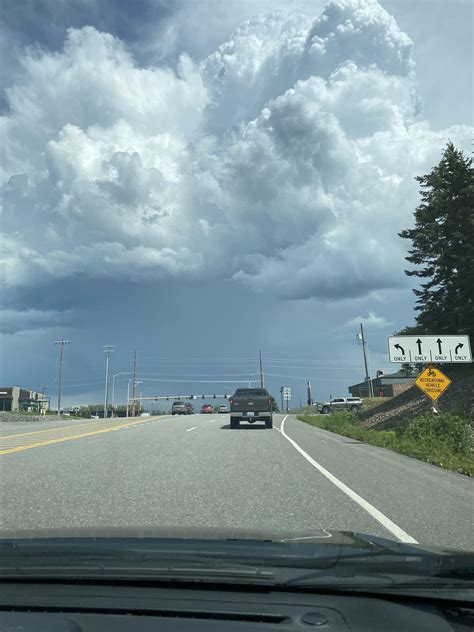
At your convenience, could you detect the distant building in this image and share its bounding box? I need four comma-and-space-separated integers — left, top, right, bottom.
0, 386, 49, 412
348, 371, 415, 398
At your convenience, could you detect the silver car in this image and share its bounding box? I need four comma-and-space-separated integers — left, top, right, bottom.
319, 397, 363, 414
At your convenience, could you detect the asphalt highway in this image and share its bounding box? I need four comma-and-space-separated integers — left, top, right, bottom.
1, 414, 473, 549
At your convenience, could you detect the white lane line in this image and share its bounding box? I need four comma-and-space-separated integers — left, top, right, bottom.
280, 415, 418, 544
186, 427, 198, 432
208, 419, 216, 423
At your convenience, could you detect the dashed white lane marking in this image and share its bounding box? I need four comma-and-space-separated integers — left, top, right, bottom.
279, 415, 417, 544
186, 427, 198, 432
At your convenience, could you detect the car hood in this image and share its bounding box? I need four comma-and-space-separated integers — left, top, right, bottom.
0, 525, 464, 556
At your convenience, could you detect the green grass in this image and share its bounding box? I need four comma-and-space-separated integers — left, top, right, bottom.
360, 397, 393, 411
297, 412, 474, 477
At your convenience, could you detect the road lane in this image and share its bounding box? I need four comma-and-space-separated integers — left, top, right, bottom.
0, 416, 169, 454
277, 415, 474, 550
1, 413, 473, 550
1, 413, 389, 537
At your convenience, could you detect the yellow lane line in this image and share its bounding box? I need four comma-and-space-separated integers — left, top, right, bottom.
0, 418, 159, 455
0, 421, 103, 440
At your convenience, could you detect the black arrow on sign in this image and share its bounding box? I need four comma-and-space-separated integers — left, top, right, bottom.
394, 343, 405, 355
436, 338, 443, 354
416, 338, 422, 354
455, 343, 464, 354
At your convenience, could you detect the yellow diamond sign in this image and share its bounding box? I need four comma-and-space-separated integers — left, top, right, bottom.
415, 365, 452, 401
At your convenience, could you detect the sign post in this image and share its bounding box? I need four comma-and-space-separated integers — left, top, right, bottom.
282, 387, 291, 412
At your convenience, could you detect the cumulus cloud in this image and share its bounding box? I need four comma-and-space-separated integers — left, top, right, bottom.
1, 0, 472, 303
346, 311, 392, 329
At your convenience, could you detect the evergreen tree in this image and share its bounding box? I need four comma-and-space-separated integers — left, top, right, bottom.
399, 143, 474, 338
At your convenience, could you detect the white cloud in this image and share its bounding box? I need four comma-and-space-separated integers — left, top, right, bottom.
346, 311, 392, 329
1, 0, 472, 302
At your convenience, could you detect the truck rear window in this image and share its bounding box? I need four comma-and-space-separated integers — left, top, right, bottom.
233, 389, 268, 397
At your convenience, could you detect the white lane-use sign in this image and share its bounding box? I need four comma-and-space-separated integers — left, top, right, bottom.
388, 335, 472, 364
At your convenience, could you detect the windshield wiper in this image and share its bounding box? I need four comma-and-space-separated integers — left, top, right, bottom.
285, 550, 474, 588
0, 545, 275, 583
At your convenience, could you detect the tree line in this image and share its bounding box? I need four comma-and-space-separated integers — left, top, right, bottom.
398, 142, 473, 349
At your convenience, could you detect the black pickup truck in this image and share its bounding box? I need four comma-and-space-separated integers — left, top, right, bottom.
229, 388, 274, 429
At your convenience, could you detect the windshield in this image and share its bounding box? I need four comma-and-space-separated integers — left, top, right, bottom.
234, 389, 269, 397
0, 0, 473, 599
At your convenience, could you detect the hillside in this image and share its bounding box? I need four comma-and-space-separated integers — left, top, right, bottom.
359, 369, 474, 432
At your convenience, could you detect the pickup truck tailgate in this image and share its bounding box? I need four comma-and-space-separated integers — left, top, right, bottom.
230, 388, 272, 413
230, 396, 270, 412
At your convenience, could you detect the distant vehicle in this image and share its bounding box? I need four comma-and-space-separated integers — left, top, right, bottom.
318, 397, 363, 414
140, 412, 151, 417
229, 388, 273, 429
201, 404, 213, 414
217, 405, 228, 413
90, 415, 99, 419
171, 401, 188, 415
184, 403, 194, 414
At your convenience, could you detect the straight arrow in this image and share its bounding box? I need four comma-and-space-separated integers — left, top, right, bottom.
416, 338, 422, 354
436, 338, 443, 354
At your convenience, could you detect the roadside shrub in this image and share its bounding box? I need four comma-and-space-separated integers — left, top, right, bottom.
403, 413, 470, 455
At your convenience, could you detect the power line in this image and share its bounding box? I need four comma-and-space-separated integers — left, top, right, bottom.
127, 378, 257, 384
265, 373, 363, 382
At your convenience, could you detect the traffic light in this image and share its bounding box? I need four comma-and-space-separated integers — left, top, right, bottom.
213, 394, 216, 399
224, 394, 227, 399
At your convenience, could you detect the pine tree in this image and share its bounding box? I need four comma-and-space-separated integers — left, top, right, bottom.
399, 143, 474, 338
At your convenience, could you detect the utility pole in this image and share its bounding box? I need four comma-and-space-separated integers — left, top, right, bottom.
307, 380, 313, 406
358, 323, 374, 398
131, 349, 137, 417
54, 340, 70, 418
103, 345, 115, 420
259, 350, 265, 388
280, 386, 284, 411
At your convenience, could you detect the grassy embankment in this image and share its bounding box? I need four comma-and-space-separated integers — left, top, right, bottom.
297, 411, 474, 477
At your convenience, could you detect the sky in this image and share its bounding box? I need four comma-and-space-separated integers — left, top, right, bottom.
0, 0, 472, 409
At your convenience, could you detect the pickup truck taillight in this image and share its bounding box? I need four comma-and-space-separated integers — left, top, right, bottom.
229, 399, 234, 406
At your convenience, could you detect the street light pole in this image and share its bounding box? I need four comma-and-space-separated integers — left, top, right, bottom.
54, 340, 70, 418
112, 372, 131, 416
103, 345, 115, 420
41, 387, 48, 414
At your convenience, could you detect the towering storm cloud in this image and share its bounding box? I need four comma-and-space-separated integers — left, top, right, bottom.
1, 0, 471, 316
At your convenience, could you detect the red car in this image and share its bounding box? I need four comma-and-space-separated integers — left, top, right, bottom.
200, 404, 213, 414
